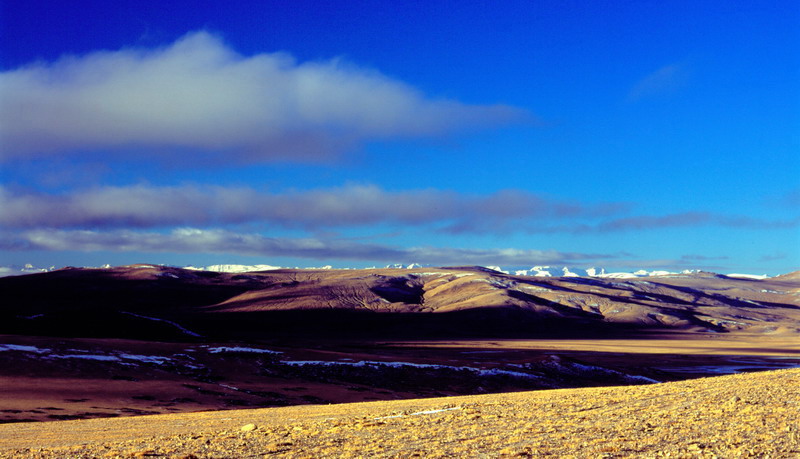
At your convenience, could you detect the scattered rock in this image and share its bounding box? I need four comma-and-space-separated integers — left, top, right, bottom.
240, 423, 256, 432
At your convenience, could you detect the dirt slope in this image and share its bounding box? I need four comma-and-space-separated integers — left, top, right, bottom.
1, 368, 798, 457
3, 265, 799, 340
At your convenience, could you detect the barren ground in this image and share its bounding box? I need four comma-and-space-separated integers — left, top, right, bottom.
1, 368, 797, 457
1, 266, 799, 455
2, 333, 798, 424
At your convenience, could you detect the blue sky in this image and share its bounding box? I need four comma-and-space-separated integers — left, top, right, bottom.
1, 0, 798, 274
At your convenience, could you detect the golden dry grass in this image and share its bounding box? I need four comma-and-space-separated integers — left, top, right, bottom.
2, 368, 798, 458
383, 333, 800, 356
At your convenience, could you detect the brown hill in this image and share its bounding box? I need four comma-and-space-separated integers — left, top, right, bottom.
1, 368, 798, 457
2, 265, 799, 340
775, 270, 800, 280
2, 265, 798, 426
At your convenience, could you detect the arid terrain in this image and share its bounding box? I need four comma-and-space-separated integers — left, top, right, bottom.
0, 265, 799, 455
0, 368, 798, 457
5, 265, 800, 341
1, 265, 799, 423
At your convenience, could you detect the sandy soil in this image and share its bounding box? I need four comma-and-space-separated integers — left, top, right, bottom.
1, 368, 797, 457
383, 332, 800, 357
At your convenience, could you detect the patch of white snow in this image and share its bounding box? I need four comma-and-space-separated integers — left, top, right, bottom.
0, 344, 49, 353
120, 311, 202, 337
206, 346, 282, 355
726, 273, 769, 280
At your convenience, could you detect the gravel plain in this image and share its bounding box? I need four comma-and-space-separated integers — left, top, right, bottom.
1, 368, 798, 458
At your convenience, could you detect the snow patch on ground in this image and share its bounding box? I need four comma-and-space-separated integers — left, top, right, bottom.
542, 359, 660, 384
0, 344, 49, 353
20, 313, 45, 319
50, 354, 121, 361
120, 311, 202, 337
518, 285, 552, 293
206, 346, 282, 355
658, 357, 800, 375
283, 359, 544, 380
118, 353, 173, 364
0, 343, 175, 365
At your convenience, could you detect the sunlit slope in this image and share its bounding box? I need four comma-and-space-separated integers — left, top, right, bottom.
2, 368, 797, 457
2, 265, 799, 339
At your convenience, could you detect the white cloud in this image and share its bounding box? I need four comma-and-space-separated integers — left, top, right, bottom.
0, 183, 625, 230
2, 227, 616, 266
627, 63, 687, 102
0, 31, 525, 162
5, 184, 795, 234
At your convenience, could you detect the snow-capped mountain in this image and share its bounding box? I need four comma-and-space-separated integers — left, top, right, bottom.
0, 264, 56, 277
185, 264, 283, 273
0, 262, 773, 279
509, 266, 751, 279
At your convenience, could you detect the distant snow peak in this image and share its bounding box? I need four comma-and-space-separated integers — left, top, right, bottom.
384, 263, 426, 270
0, 264, 55, 277
0, 261, 778, 281
533, 267, 553, 277
520, 266, 714, 279
530, 266, 553, 277
597, 272, 639, 279
483, 266, 509, 274
23, 263, 54, 273
561, 267, 580, 277
200, 264, 281, 273
726, 273, 769, 280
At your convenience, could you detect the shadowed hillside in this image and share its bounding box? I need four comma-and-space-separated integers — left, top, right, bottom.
1, 265, 798, 425
2, 265, 799, 340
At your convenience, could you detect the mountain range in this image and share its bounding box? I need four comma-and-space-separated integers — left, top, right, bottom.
0, 262, 772, 280
2, 264, 798, 340
1, 263, 798, 424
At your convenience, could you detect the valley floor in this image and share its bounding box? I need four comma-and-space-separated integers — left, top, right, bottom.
2, 333, 799, 424
1, 368, 798, 457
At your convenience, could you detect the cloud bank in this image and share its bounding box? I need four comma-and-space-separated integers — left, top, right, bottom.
0, 31, 524, 163
0, 184, 625, 230
3, 185, 795, 235
1, 228, 615, 266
